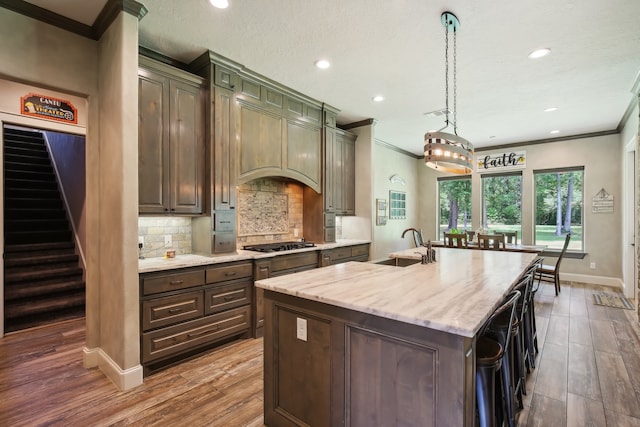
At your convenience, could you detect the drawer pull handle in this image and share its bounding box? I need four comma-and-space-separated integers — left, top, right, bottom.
188, 326, 219, 338
259, 267, 269, 272
220, 221, 231, 224
168, 308, 182, 314
169, 280, 184, 286
225, 271, 237, 276
223, 295, 235, 301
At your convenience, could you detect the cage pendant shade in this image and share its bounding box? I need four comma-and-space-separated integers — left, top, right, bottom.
424, 11, 473, 175
424, 131, 474, 174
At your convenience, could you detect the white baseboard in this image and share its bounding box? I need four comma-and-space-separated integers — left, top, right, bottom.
82, 346, 144, 390
83, 346, 100, 368
560, 273, 623, 290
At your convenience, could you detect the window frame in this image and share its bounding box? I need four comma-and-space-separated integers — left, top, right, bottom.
480, 171, 523, 237
533, 166, 584, 252
437, 175, 472, 240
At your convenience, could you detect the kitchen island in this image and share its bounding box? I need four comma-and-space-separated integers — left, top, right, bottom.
256, 247, 538, 426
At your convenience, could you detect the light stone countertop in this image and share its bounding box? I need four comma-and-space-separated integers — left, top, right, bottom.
138, 239, 370, 273
255, 247, 538, 338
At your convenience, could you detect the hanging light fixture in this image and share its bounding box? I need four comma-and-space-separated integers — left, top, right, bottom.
424, 12, 474, 174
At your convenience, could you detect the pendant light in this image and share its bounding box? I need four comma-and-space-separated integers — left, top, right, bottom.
424, 12, 474, 174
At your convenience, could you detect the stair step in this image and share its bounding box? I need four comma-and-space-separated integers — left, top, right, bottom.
3, 127, 46, 140
4, 160, 53, 174
5, 188, 60, 199
4, 252, 78, 267
4, 291, 85, 320
5, 265, 83, 283
5, 197, 62, 209
4, 168, 56, 181
4, 147, 48, 160
3, 306, 85, 333
4, 177, 58, 190
3, 138, 47, 151
5, 241, 75, 253
5, 208, 67, 221
4, 229, 72, 245
4, 278, 85, 301
5, 218, 70, 232
4, 152, 50, 166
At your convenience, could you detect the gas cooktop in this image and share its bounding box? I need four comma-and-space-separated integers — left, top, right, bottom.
243, 241, 316, 253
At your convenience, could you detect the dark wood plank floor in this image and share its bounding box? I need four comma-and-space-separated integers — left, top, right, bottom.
1, 281, 639, 426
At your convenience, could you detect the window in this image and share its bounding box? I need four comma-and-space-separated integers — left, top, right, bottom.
481, 172, 522, 237
534, 167, 583, 251
438, 177, 472, 239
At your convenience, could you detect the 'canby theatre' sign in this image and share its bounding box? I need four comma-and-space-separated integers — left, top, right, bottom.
20, 93, 77, 124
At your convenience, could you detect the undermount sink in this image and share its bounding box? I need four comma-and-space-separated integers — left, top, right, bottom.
370, 257, 421, 267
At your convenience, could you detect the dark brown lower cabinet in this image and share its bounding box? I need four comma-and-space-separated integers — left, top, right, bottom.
263, 291, 475, 427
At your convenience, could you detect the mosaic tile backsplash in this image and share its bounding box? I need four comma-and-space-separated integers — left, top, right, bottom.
237, 178, 303, 246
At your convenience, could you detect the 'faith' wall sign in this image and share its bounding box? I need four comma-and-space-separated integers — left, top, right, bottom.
476, 151, 526, 172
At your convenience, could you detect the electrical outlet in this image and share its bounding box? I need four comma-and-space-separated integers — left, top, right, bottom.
590, 262, 596, 269
164, 235, 172, 247
296, 317, 307, 342
138, 236, 144, 245
294, 228, 299, 237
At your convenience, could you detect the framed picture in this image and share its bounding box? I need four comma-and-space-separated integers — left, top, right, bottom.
376, 198, 387, 225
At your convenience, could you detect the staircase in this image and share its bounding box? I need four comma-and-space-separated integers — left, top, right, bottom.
3, 127, 85, 333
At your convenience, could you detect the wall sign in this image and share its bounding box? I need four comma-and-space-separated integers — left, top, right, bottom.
20, 93, 78, 124
476, 150, 526, 172
592, 188, 614, 214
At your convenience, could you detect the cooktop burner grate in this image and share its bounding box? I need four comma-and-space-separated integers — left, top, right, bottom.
243, 241, 316, 253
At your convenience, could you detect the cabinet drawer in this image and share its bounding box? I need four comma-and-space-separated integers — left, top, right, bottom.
271, 251, 318, 273
330, 247, 352, 261
142, 270, 205, 296
142, 291, 204, 332
351, 244, 369, 258
213, 233, 236, 253
205, 262, 253, 284
142, 306, 250, 363
324, 227, 336, 243
324, 212, 336, 227
205, 281, 251, 315
214, 211, 235, 232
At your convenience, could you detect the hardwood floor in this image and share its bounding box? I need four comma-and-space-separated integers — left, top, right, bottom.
1, 281, 639, 426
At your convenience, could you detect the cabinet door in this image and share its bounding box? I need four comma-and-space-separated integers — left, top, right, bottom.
323, 127, 336, 212
237, 102, 283, 179
333, 132, 345, 213
213, 86, 237, 210
138, 71, 170, 214
253, 261, 271, 337
170, 80, 204, 214
286, 120, 321, 190
343, 133, 356, 215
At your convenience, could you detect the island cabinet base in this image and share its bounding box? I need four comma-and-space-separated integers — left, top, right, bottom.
263, 291, 476, 427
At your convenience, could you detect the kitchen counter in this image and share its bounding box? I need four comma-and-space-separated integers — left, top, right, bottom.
257, 247, 537, 337
258, 247, 538, 426
138, 239, 370, 273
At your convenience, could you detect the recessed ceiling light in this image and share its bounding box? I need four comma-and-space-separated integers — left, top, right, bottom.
489, 135, 496, 139
544, 107, 558, 112
372, 95, 384, 102
314, 59, 331, 69
209, 0, 229, 8
528, 48, 551, 59
550, 130, 560, 134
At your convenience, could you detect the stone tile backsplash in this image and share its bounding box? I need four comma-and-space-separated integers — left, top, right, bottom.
138, 217, 192, 258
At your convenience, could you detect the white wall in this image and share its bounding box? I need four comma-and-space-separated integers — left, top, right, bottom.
417, 134, 624, 282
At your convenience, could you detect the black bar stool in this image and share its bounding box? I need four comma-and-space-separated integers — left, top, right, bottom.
476, 290, 521, 427
525, 258, 543, 369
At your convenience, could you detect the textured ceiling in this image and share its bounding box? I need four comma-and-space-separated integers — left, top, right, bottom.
24, 0, 640, 155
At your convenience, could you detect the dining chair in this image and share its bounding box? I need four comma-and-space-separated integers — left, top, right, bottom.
444, 232, 468, 248
478, 234, 505, 250
535, 233, 571, 296
466, 230, 476, 243
500, 231, 518, 245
